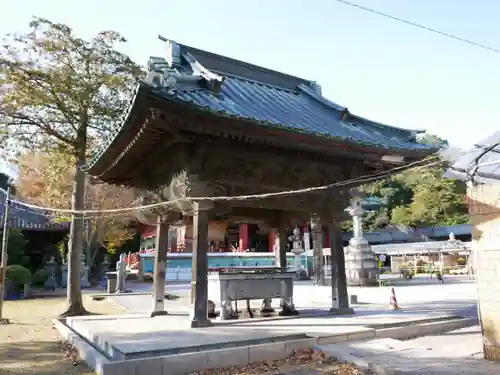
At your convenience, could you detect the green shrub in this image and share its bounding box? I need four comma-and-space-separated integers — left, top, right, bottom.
424, 264, 436, 274
5, 265, 32, 286
20, 255, 31, 268
32, 269, 50, 286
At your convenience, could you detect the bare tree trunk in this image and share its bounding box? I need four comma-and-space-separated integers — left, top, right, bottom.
60, 134, 88, 317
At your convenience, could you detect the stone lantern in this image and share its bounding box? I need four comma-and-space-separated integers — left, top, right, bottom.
44, 256, 58, 291
289, 227, 307, 280
102, 255, 111, 273
100, 255, 111, 288
80, 251, 90, 288
344, 193, 378, 286
115, 253, 127, 293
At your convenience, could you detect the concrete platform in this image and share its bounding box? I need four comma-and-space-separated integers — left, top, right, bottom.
56, 308, 477, 375
66, 314, 313, 360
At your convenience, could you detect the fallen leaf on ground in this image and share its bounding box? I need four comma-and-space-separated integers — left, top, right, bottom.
195, 347, 369, 375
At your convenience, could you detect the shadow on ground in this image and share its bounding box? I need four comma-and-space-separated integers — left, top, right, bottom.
0, 340, 93, 375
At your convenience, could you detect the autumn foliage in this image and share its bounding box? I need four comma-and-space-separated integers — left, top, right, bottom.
16, 151, 137, 266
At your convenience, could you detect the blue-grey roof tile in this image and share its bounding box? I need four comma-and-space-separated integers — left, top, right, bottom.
158, 74, 432, 151
144, 50, 434, 152
444, 131, 500, 184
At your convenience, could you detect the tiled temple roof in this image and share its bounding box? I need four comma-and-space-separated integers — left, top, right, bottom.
87, 38, 435, 170
0, 188, 69, 231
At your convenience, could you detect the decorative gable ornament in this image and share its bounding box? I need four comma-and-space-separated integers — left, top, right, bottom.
162, 75, 177, 90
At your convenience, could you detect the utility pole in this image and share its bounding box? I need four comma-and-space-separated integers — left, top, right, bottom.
0, 186, 11, 324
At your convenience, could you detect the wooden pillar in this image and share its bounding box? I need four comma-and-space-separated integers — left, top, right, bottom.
335, 220, 349, 310
170, 227, 178, 252
276, 225, 287, 270
190, 201, 212, 328
239, 223, 249, 251
137, 255, 144, 282
311, 214, 325, 285
327, 216, 353, 314
268, 230, 276, 252
327, 220, 339, 308
323, 227, 330, 249
151, 216, 169, 317
301, 224, 310, 250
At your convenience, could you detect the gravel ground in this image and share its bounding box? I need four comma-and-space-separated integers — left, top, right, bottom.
0, 295, 124, 375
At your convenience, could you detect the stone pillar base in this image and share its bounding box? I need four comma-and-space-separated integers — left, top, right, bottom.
345, 241, 378, 287
294, 269, 310, 280
328, 307, 355, 315
278, 306, 299, 316
260, 298, 275, 314
150, 310, 168, 318
190, 318, 213, 328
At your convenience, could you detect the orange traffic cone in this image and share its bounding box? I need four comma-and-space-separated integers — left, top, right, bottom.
389, 288, 400, 310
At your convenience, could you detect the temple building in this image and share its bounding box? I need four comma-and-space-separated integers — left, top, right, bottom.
137, 222, 318, 253
0, 185, 68, 268
86, 37, 435, 326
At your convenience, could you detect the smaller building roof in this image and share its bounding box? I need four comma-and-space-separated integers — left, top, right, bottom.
444, 131, 500, 184
0, 188, 68, 231
359, 196, 385, 211
342, 223, 471, 243
371, 240, 471, 255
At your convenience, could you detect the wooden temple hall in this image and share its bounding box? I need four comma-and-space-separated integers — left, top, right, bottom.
86, 37, 435, 327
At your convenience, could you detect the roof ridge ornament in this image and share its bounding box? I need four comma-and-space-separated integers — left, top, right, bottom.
144, 57, 179, 94
182, 52, 225, 93
158, 35, 181, 67
309, 81, 322, 96
297, 83, 346, 112
340, 108, 350, 122
144, 56, 203, 94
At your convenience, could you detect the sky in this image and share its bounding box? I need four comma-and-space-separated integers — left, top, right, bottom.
1, 0, 499, 151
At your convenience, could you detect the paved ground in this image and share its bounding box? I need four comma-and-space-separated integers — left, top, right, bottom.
101, 278, 488, 374
110, 277, 479, 319
319, 326, 500, 374
0, 276, 482, 375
